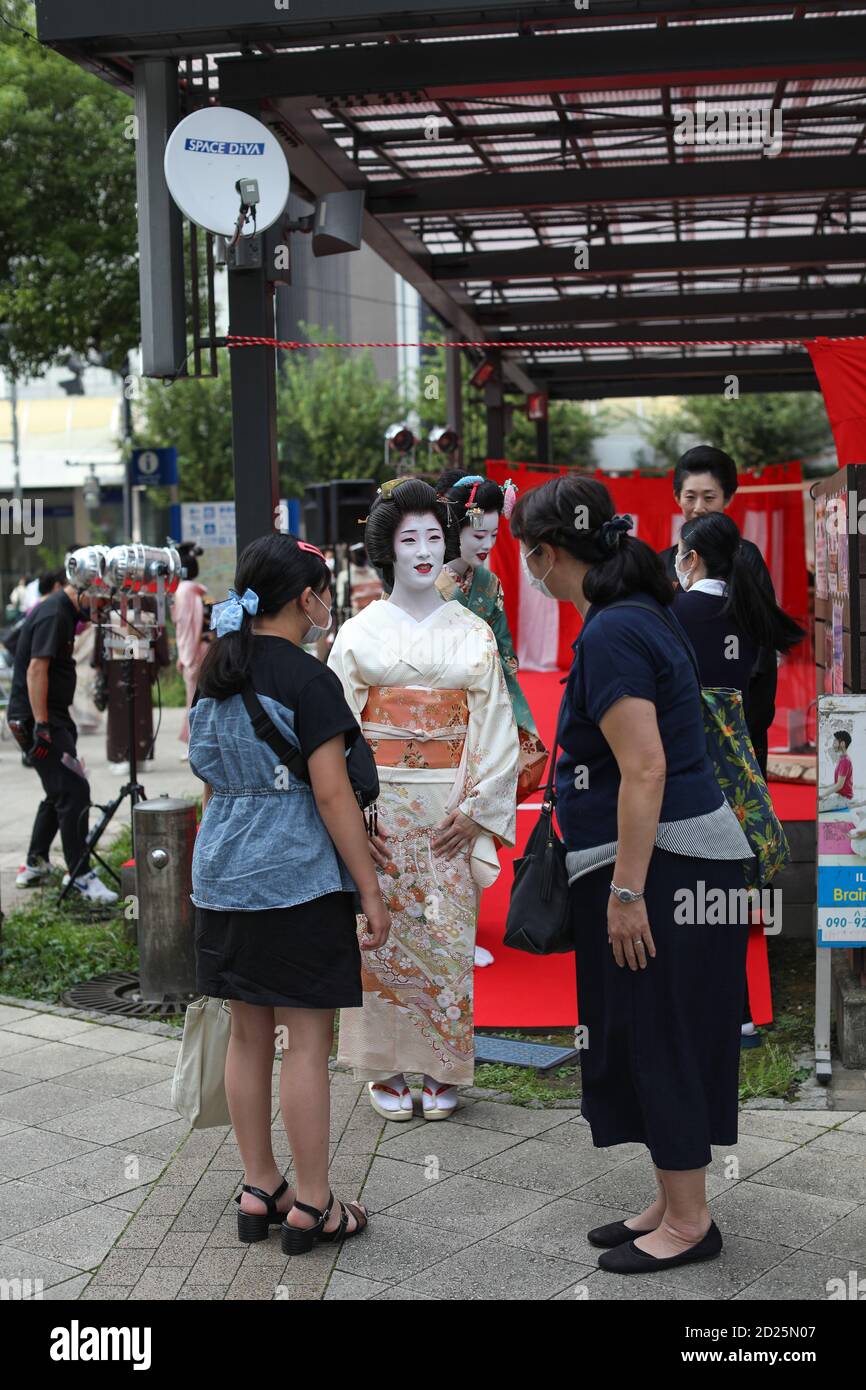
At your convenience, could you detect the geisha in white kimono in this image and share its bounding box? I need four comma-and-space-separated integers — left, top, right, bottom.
328, 479, 519, 1120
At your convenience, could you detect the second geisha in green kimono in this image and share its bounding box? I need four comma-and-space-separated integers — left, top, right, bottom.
435, 470, 548, 804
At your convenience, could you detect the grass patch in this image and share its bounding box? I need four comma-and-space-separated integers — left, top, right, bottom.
474, 1027, 580, 1106
155, 667, 187, 709
0, 825, 136, 1003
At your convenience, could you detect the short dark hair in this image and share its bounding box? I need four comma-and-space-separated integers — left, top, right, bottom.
510, 474, 673, 607
834, 729, 852, 748
39, 570, 66, 595
674, 446, 738, 501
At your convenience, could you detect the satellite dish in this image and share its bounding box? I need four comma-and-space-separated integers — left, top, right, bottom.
163, 108, 290, 237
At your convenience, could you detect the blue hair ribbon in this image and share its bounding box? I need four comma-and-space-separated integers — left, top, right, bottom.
210, 587, 259, 637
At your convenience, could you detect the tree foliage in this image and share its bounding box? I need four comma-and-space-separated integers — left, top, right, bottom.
0, 1, 139, 377
676, 392, 833, 472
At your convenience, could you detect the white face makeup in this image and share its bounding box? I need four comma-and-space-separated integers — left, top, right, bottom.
392, 511, 446, 591
459, 510, 500, 569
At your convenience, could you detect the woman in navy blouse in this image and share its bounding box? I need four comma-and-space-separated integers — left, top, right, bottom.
511, 476, 754, 1277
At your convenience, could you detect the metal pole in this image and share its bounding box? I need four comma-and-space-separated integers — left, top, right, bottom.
121, 353, 133, 538
446, 346, 464, 467
10, 372, 21, 505
227, 260, 279, 552
536, 414, 552, 467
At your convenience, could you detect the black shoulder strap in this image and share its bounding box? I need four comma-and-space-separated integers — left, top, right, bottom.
240, 684, 310, 785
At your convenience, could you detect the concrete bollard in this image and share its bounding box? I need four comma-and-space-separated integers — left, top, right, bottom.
133, 797, 197, 1003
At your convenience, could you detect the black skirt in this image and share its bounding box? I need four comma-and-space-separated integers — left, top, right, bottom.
572, 849, 750, 1171
194, 890, 362, 1009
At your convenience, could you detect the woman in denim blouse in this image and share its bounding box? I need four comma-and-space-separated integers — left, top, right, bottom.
189, 533, 390, 1253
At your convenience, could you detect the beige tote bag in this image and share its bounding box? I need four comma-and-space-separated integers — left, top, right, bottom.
171, 996, 232, 1129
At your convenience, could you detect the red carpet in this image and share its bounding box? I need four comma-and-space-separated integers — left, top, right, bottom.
474, 670, 798, 1027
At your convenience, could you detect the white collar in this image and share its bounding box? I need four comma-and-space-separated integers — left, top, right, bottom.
686, 578, 728, 597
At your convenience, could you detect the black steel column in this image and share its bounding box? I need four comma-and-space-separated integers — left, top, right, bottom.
227, 263, 279, 552
446, 346, 464, 464
536, 415, 552, 467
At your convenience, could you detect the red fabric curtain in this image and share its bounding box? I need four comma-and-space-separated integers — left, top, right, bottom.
486, 460, 809, 666
806, 337, 866, 467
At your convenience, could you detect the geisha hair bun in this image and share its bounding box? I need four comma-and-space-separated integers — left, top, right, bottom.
364, 477, 456, 589
434, 470, 505, 530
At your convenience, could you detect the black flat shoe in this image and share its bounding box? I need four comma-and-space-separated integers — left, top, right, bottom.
597, 1221, 722, 1274
235, 1178, 290, 1243
587, 1218, 658, 1249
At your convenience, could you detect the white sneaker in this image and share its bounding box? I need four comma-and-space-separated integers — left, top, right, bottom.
62, 869, 119, 905
16, 858, 52, 887
109, 761, 128, 777
474, 945, 494, 968
367, 1075, 414, 1122
421, 1075, 458, 1121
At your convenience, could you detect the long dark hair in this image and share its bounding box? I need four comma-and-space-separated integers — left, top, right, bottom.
364, 477, 455, 591
198, 533, 331, 700
510, 474, 673, 607
680, 513, 804, 653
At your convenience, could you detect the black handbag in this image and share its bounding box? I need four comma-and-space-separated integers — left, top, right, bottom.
240, 683, 379, 811
503, 716, 572, 956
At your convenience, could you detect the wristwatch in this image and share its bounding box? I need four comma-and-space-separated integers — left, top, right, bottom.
610, 882, 644, 903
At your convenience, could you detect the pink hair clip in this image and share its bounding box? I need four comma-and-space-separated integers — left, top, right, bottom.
297, 540, 326, 561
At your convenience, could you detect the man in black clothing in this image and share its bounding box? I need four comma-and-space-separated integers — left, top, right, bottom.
658, 445, 778, 777
7, 578, 117, 904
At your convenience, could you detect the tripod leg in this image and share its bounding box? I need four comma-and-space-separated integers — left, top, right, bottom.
58, 792, 125, 903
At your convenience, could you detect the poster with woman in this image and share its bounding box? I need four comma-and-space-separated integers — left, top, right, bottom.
817, 695, 866, 947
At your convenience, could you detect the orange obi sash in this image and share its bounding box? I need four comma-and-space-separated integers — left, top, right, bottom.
361, 686, 468, 769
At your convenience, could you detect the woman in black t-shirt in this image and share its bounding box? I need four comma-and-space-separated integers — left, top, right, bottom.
189, 533, 390, 1254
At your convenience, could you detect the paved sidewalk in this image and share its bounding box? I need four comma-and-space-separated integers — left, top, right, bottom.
1, 1001, 866, 1301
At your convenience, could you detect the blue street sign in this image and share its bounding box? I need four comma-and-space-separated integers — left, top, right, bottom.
131, 446, 178, 487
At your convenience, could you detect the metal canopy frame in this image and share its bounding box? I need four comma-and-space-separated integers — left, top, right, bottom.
35, 0, 866, 408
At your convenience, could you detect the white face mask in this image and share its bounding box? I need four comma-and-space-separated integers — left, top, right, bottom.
674, 550, 694, 591
304, 590, 333, 643
521, 544, 555, 600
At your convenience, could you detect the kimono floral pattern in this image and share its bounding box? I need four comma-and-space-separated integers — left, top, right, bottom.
358, 783, 477, 1075
701, 687, 790, 888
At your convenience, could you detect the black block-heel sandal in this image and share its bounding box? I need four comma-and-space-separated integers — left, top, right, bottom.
319, 1197, 368, 1244
235, 1178, 290, 1244
280, 1191, 369, 1255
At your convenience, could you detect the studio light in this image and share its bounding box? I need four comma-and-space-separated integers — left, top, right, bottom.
385, 423, 418, 455
429, 426, 460, 456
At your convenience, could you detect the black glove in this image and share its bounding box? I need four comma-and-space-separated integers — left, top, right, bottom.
29, 722, 53, 761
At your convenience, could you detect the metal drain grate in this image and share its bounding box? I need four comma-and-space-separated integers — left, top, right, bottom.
61, 971, 194, 1018
473, 1034, 580, 1073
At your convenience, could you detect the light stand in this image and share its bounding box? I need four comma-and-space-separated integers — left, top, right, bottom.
57, 579, 168, 903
